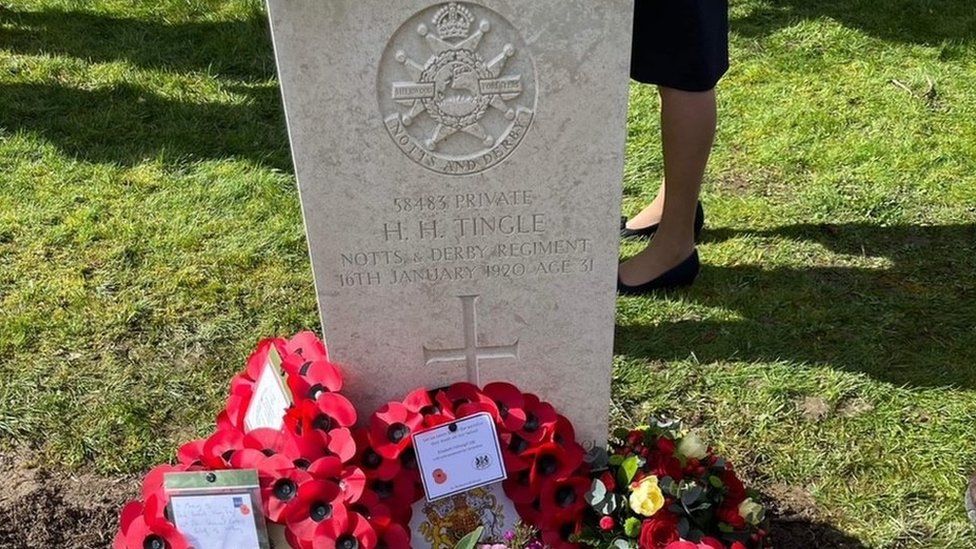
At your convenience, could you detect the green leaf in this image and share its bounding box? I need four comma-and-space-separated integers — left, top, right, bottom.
593, 493, 621, 515
585, 479, 607, 505
708, 475, 724, 488
609, 454, 625, 467
612, 539, 632, 549
618, 455, 640, 486
681, 485, 704, 506
453, 526, 484, 549
623, 517, 642, 538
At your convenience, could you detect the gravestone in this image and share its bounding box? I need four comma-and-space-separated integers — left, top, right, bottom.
266, 0, 632, 450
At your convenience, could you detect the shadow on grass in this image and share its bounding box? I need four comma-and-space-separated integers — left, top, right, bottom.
768, 517, 868, 549
616, 223, 976, 389
0, 81, 290, 169
0, 6, 275, 81
734, 0, 976, 46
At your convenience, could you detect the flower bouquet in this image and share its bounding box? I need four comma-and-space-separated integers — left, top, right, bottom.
576, 418, 769, 549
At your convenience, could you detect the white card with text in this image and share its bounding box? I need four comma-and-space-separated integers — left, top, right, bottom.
412, 412, 507, 501
243, 349, 291, 432
170, 493, 261, 549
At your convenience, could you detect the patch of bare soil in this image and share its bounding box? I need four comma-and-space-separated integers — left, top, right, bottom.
0, 454, 137, 548
766, 483, 867, 549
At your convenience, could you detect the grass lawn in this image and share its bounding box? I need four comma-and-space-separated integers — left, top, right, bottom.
1, 0, 975, 547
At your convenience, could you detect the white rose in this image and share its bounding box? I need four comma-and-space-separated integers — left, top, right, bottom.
676, 432, 708, 460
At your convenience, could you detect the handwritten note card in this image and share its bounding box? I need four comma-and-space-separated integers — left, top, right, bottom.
243, 348, 292, 432
412, 412, 507, 501
170, 493, 262, 549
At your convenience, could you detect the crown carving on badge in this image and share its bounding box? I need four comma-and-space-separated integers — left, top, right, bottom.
433, 2, 475, 40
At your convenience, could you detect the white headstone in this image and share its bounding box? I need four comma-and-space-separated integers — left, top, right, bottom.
266, 0, 633, 448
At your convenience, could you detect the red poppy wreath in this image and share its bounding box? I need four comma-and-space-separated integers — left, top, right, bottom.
356, 382, 592, 548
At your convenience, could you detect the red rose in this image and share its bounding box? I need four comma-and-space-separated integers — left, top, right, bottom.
599, 516, 615, 531
699, 537, 725, 549
638, 511, 679, 548
716, 504, 747, 529
656, 437, 676, 455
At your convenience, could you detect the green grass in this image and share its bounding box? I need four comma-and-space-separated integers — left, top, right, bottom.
1, 0, 975, 547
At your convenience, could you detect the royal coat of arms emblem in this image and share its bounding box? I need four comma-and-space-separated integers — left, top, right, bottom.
378, 2, 537, 175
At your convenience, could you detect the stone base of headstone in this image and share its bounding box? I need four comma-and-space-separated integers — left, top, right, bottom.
967, 474, 976, 525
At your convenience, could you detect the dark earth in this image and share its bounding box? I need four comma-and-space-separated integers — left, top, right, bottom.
0, 455, 867, 549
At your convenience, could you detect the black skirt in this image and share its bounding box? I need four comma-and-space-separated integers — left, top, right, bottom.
631, 0, 730, 92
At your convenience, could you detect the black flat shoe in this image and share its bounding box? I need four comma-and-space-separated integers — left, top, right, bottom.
617, 249, 700, 295
620, 201, 705, 241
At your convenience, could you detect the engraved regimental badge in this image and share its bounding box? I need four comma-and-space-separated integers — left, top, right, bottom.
378, 2, 537, 176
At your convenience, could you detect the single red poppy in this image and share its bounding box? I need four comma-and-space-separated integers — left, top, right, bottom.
524, 442, 585, 492
349, 489, 396, 524
499, 432, 532, 473
327, 428, 358, 464
260, 465, 313, 523
538, 476, 590, 526
353, 431, 400, 481
374, 522, 410, 549
366, 473, 417, 513
339, 465, 367, 503
484, 382, 528, 431
116, 501, 189, 549
245, 427, 288, 457
313, 510, 378, 549
516, 394, 558, 443
281, 429, 333, 467
285, 479, 345, 548
286, 358, 345, 400
368, 402, 422, 460
202, 428, 246, 469
401, 388, 434, 415
286, 331, 328, 362
548, 414, 577, 447
541, 517, 583, 549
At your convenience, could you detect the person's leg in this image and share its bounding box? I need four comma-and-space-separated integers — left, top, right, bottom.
619, 85, 716, 286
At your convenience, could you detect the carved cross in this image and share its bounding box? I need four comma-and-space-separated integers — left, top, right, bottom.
423, 294, 520, 385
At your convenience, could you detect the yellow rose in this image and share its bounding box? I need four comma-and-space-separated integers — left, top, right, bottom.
629, 475, 665, 517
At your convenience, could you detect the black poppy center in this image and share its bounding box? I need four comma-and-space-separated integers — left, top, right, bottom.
399, 447, 418, 470
337, 535, 359, 549
372, 479, 394, 500
498, 402, 510, 418
351, 503, 371, 518
273, 478, 297, 501
508, 435, 529, 454
537, 454, 559, 476
313, 414, 333, 431
294, 458, 311, 470
221, 449, 235, 461
144, 536, 165, 549
386, 422, 409, 443
363, 449, 382, 469
308, 384, 326, 399
262, 448, 276, 457
310, 502, 332, 522
523, 413, 540, 433
420, 403, 441, 416
556, 485, 577, 507
299, 361, 313, 376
